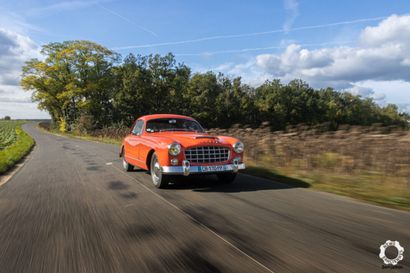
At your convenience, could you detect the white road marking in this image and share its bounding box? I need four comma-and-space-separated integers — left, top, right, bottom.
105, 162, 113, 165
110, 164, 276, 273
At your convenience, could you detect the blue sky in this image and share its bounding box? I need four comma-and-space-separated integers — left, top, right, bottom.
0, 0, 410, 118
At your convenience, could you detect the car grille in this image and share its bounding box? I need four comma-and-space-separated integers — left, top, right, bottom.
185, 146, 230, 163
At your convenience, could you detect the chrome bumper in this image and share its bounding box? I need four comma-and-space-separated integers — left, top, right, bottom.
161, 161, 245, 175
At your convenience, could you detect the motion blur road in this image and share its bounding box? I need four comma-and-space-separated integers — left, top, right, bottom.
0, 124, 408, 273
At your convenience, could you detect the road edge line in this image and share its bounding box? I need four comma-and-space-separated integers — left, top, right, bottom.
110, 164, 276, 273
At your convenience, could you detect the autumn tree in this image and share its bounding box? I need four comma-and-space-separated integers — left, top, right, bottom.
21, 40, 118, 131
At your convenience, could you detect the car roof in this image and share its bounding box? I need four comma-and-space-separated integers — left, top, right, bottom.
138, 114, 196, 121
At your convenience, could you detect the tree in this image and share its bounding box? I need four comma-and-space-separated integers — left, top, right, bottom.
21, 40, 119, 131
4, 116, 11, 120
183, 72, 221, 127
20, 40, 409, 131
113, 53, 191, 125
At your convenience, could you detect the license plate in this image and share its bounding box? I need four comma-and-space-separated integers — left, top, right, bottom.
199, 165, 228, 172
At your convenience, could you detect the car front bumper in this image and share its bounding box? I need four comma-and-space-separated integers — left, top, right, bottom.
161, 161, 245, 176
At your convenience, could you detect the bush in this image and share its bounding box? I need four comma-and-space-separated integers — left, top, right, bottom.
75, 114, 95, 134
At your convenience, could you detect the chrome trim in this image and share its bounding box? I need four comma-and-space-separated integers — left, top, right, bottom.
182, 160, 190, 176
232, 157, 240, 172
168, 142, 181, 156
162, 163, 245, 175
184, 146, 230, 163
232, 141, 244, 153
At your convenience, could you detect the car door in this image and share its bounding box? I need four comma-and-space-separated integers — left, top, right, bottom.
127, 120, 144, 164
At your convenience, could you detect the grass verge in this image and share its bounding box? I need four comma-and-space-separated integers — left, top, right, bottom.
0, 123, 35, 174
245, 158, 410, 211
53, 131, 121, 145
38, 123, 121, 145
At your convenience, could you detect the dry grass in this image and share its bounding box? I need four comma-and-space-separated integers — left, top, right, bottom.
208, 124, 410, 210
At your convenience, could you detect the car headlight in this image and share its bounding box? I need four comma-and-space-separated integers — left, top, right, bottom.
233, 141, 244, 153
168, 143, 181, 156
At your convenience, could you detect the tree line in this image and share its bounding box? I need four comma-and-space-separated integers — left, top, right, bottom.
21, 40, 409, 132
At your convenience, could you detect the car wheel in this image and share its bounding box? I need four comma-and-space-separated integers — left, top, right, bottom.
217, 173, 237, 184
122, 154, 134, 172
150, 153, 169, 188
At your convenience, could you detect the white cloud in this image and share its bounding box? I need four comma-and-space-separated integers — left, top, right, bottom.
0, 27, 49, 119
345, 85, 386, 103
397, 103, 410, 113
0, 102, 49, 119
242, 14, 410, 85
0, 97, 32, 103
360, 14, 410, 47
217, 14, 410, 112
348, 86, 374, 97
354, 80, 410, 105
0, 28, 40, 84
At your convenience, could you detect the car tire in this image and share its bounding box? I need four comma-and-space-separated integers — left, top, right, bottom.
150, 153, 170, 188
217, 173, 237, 184
122, 154, 134, 172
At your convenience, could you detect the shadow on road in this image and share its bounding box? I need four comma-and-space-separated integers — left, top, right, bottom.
165, 171, 309, 193
108, 180, 130, 190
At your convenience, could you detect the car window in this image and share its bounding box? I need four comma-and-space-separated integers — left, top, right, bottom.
146, 118, 204, 133
132, 120, 144, 135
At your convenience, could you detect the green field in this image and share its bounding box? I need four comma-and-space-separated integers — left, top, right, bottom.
0, 121, 18, 149
0, 121, 35, 174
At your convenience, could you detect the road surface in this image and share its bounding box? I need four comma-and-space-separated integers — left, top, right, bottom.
0, 123, 408, 273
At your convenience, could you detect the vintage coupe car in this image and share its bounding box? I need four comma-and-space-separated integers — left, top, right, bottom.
120, 114, 245, 188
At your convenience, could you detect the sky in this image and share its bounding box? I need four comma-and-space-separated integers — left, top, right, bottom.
0, 0, 410, 119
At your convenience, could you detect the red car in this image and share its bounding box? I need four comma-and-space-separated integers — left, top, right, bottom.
120, 114, 245, 188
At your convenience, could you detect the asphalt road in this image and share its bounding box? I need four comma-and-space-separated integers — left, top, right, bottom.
0, 123, 408, 273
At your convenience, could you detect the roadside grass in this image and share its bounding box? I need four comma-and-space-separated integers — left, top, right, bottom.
245, 157, 410, 211
0, 121, 35, 174
56, 131, 121, 145
38, 121, 121, 145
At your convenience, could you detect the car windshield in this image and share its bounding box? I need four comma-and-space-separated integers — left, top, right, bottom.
146, 118, 204, 133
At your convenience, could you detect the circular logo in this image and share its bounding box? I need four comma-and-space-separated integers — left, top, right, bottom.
379, 240, 404, 265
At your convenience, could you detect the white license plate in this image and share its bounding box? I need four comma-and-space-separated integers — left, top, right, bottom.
199, 165, 228, 172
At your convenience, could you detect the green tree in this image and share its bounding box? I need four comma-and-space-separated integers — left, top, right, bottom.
21, 40, 118, 131
183, 72, 221, 127
113, 53, 190, 125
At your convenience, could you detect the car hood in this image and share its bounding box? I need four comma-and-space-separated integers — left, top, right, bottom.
149, 133, 234, 147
